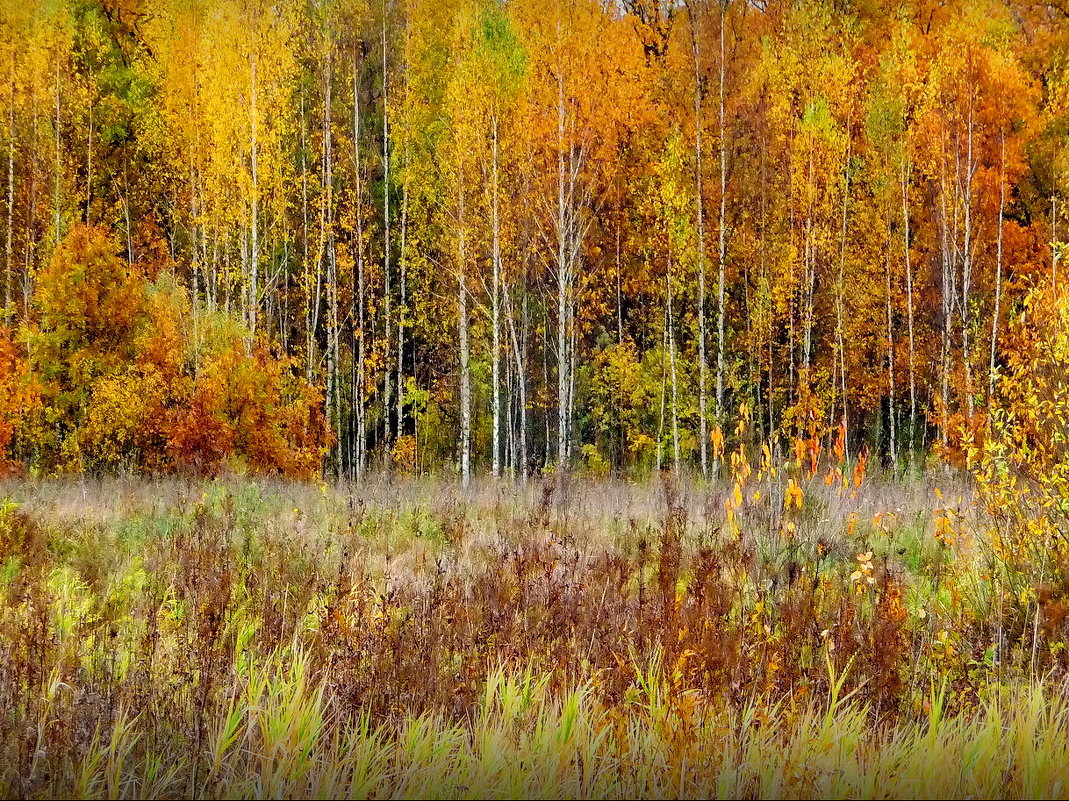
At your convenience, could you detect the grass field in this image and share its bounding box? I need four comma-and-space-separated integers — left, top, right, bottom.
2, 471, 1068, 798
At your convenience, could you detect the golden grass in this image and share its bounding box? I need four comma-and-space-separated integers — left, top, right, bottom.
54, 655, 1069, 799
0, 474, 1062, 799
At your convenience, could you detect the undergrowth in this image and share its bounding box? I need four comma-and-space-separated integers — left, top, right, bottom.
0, 471, 1065, 798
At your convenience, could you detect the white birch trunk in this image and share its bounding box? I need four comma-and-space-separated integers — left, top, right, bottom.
688, 0, 709, 480
901, 159, 917, 453
989, 130, 1005, 404
458, 169, 471, 486
250, 56, 259, 337
491, 116, 502, 478
715, 0, 728, 432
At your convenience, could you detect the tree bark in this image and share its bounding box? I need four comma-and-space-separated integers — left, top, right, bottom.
885, 216, 897, 468
397, 7, 411, 449
301, 90, 313, 382
556, 70, 569, 471
353, 57, 367, 480
901, 158, 917, 455
668, 258, 680, 473
491, 115, 502, 478
960, 103, 975, 425
836, 118, 851, 454
715, 0, 728, 438
938, 153, 951, 450
6, 64, 14, 320
250, 55, 259, 337
687, 0, 709, 481
458, 167, 471, 486
382, 6, 393, 458
54, 61, 61, 245
322, 52, 341, 472
505, 284, 527, 479
989, 130, 1005, 405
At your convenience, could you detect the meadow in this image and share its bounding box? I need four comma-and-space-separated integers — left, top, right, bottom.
3, 463, 1069, 799
6, 0, 1069, 796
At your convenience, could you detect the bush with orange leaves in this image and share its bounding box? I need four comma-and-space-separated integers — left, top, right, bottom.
170, 334, 328, 479
0, 327, 38, 474
19, 225, 328, 477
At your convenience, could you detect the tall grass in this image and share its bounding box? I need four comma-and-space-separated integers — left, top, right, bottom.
0, 473, 1064, 798
54, 658, 1069, 799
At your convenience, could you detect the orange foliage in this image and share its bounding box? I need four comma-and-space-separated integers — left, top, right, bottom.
19, 226, 328, 478
166, 378, 236, 475
185, 342, 328, 479
0, 328, 37, 475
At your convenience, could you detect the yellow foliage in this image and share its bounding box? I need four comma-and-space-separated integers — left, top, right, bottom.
784, 479, 804, 511
392, 435, 417, 474
974, 285, 1069, 581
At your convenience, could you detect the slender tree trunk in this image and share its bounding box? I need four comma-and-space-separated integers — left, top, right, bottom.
330, 245, 341, 472
458, 168, 471, 486
787, 145, 798, 416
322, 52, 341, 473
989, 130, 1005, 405
85, 91, 92, 222
885, 216, 897, 468
23, 110, 36, 322
521, 291, 529, 475
1053, 192, 1059, 289
301, 92, 315, 383
491, 115, 502, 478
382, 6, 393, 458
250, 56, 259, 337
514, 175, 533, 479
54, 61, 61, 245
506, 285, 527, 480
199, 183, 208, 308
210, 229, 218, 312
961, 103, 975, 425
543, 305, 551, 470
939, 155, 951, 449
194, 127, 206, 314
322, 54, 334, 452
833, 189, 850, 455
279, 240, 287, 353
556, 70, 569, 470
123, 162, 133, 263
567, 305, 577, 462
901, 158, 917, 455
760, 136, 773, 438
657, 300, 667, 473
688, 0, 709, 480
397, 167, 407, 446
353, 58, 367, 480
615, 224, 623, 345
836, 120, 851, 454
504, 358, 513, 475
6, 67, 14, 320
397, 7, 411, 448
668, 259, 680, 473
615, 224, 625, 464
803, 153, 815, 375
715, 0, 728, 433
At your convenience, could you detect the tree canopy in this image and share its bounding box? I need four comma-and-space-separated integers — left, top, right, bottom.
0, 0, 1066, 478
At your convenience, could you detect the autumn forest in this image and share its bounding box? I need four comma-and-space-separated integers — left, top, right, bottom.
9, 1, 1069, 798
0, 0, 1063, 480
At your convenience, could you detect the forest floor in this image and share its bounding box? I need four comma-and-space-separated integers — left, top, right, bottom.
1, 471, 1067, 798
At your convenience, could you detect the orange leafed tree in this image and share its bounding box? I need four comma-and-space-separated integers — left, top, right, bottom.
21, 226, 329, 477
